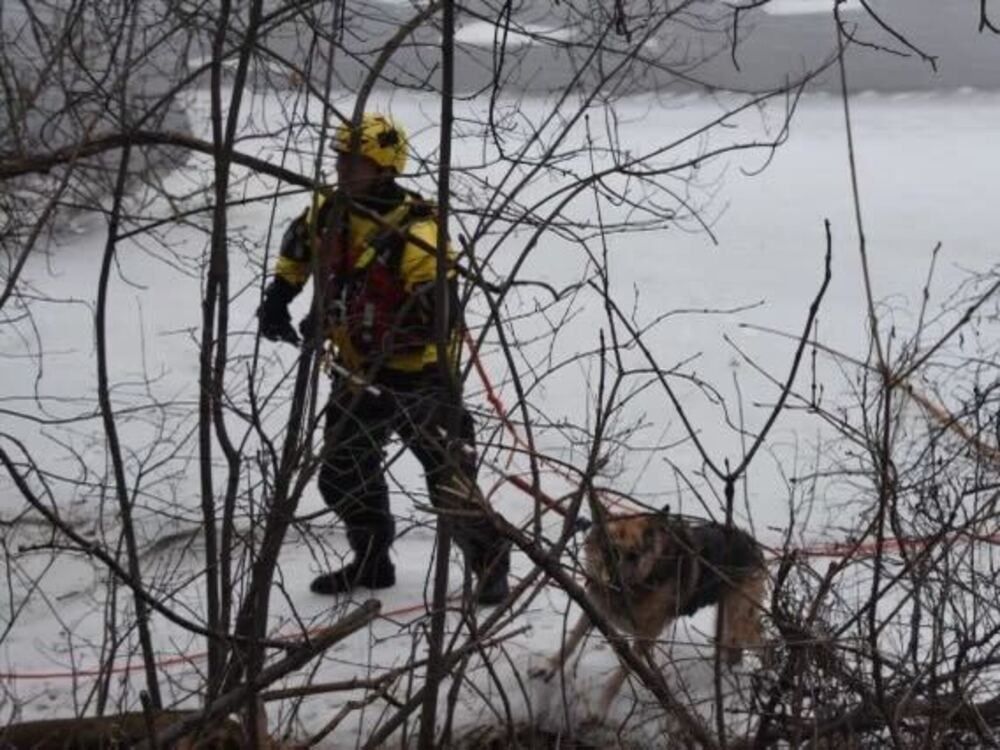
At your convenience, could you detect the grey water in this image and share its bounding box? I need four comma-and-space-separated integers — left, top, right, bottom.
2, 0, 997, 171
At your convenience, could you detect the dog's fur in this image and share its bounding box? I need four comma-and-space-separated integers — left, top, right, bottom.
535, 511, 767, 713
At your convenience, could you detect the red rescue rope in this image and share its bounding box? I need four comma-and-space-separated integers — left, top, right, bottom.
0, 598, 455, 682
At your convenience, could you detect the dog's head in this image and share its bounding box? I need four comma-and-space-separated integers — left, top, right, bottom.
584, 515, 672, 587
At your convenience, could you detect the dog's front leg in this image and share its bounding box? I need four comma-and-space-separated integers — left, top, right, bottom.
596, 640, 653, 716
593, 640, 661, 718
531, 610, 591, 683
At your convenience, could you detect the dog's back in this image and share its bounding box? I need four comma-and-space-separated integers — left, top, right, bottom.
679, 521, 764, 616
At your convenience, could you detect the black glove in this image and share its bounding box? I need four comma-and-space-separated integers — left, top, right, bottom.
298, 310, 319, 344
257, 277, 301, 345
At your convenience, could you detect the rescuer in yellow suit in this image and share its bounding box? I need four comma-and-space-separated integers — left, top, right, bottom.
258, 113, 510, 605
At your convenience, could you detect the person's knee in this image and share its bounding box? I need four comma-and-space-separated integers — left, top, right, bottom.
419, 438, 477, 487
317, 461, 348, 508
452, 522, 508, 567
318, 459, 383, 513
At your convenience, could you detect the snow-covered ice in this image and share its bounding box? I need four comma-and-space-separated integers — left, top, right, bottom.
2, 81, 999, 744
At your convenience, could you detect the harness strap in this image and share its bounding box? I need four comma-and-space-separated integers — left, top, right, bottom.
351, 200, 421, 274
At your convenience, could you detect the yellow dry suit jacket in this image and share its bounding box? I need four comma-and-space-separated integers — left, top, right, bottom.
274, 187, 460, 374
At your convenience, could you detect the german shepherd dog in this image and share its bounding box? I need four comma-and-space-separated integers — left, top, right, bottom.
534, 510, 767, 713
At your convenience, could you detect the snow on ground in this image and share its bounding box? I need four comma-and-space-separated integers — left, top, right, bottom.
454, 21, 575, 47
765, 0, 863, 15
1, 82, 998, 744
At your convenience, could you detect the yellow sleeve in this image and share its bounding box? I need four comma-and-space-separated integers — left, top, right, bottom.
273, 192, 332, 287
275, 255, 310, 286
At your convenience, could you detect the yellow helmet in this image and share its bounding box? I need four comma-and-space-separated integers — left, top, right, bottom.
333, 113, 408, 174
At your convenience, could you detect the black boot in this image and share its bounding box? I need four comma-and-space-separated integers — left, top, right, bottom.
309, 557, 395, 595
474, 543, 511, 606
311, 528, 395, 595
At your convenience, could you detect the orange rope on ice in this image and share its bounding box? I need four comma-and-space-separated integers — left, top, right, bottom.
0, 338, 538, 683
7, 528, 999, 682
464, 331, 1000, 560
765, 529, 1000, 562
0, 598, 457, 682
7, 341, 998, 683
463, 328, 639, 515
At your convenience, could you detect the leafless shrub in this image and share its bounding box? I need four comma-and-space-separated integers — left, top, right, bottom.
2, 1, 998, 748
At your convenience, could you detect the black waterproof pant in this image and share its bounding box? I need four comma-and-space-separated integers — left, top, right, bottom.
317, 367, 508, 577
